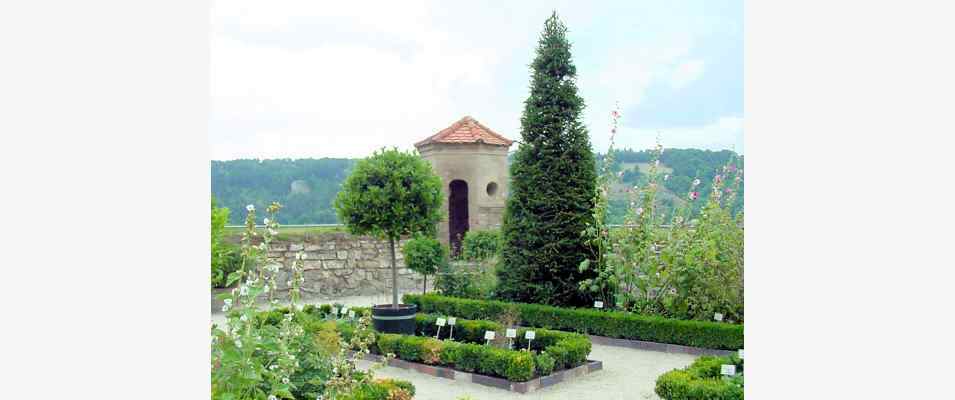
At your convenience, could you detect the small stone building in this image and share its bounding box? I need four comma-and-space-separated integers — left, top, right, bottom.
414, 116, 513, 254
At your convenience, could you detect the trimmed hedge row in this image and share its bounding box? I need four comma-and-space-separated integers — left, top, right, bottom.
404, 294, 743, 350
413, 314, 590, 370
655, 355, 743, 400
376, 333, 537, 381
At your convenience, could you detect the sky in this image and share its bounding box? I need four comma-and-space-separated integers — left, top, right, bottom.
210, 0, 742, 160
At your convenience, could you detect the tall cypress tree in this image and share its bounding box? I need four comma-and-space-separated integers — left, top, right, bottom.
497, 12, 597, 307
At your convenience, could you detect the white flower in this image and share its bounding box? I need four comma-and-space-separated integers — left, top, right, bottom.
655, 160, 660, 167
270, 365, 278, 370
269, 228, 278, 236
235, 340, 242, 348
263, 218, 270, 225
246, 204, 255, 212
664, 174, 669, 181
263, 284, 270, 292
221, 304, 230, 312
282, 377, 289, 384
692, 179, 701, 186
269, 395, 278, 400
636, 207, 644, 215
223, 299, 232, 306
240, 314, 248, 322
239, 285, 249, 296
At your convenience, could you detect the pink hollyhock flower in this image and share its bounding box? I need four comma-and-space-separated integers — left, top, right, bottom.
714, 175, 723, 184
689, 191, 699, 200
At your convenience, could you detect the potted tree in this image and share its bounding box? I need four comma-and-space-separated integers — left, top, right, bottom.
402, 234, 447, 294
334, 148, 443, 334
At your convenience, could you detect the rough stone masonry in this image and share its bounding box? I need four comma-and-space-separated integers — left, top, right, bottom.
220, 232, 423, 303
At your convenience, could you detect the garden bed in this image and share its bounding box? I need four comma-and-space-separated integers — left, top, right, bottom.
405, 294, 743, 350
361, 352, 602, 394
655, 355, 744, 399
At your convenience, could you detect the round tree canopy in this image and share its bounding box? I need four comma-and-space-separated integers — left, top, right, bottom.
334, 148, 443, 240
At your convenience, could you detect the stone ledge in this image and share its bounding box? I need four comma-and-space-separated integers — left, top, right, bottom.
361, 353, 602, 394
587, 334, 735, 356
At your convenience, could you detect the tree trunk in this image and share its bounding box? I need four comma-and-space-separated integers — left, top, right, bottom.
423, 274, 428, 294
390, 236, 398, 309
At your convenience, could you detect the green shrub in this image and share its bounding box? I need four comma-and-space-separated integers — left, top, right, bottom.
435, 261, 498, 300
461, 229, 502, 261
211, 198, 242, 288
402, 234, 448, 294
405, 293, 743, 350
376, 333, 401, 356
655, 356, 743, 400
343, 379, 416, 400
535, 352, 556, 376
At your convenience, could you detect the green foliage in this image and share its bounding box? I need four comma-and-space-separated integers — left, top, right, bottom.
372, 332, 538, 382
402, 234, 448, 294
405, 293, 743, 350
434, 261, 498, 300
211, 158, 355, 225
413, 313, 591, 370
597, 148, 745, 222
460, 229, 502, 261
534, 352, 556, 376
211, 198, 240, 288
498, 12, 598, 307
334, 148, 443, 241
655, 356, 743, 400
335, 147, 443, 306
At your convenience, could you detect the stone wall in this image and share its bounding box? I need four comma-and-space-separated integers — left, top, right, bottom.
235, 232, 424, 300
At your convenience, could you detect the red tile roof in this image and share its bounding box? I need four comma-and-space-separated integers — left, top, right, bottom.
415, 116, 514, 147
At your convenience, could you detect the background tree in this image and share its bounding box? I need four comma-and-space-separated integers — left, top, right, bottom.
334, 148, 443, 308
402, 235, 447, 294
497, 12, 598, 307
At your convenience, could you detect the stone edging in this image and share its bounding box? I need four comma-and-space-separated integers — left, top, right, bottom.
361, 353, 602, 394
587, 334, 735, 356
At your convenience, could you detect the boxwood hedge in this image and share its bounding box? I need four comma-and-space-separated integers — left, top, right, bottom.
655, 355, 743, 400
404, 293, 743, 350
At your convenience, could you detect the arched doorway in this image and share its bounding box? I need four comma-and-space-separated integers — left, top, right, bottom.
448, 179, 469, 256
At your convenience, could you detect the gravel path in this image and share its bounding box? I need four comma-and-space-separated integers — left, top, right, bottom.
212, 293, 697, 399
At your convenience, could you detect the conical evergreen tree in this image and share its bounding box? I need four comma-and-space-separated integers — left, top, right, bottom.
497, 12, 597, 307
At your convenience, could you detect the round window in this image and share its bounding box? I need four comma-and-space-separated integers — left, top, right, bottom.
486, 182, 499, 197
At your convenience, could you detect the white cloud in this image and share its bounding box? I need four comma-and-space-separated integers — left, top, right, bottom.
670, 59, 705, 89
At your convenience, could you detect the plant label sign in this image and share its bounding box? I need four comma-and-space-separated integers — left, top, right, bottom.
525, 331, 536, 340
348, 310, 356, 319
484, 331, 496, 340
436, 318, 447, 327
332, 307, 339, 316
714, 313, 724, 322
447, 317, 456, 326
721, 364, 736, 376
341, 307, 349, 316
594, 301, 604, 309
506, 328, 517, 338
738, 349, 744, 359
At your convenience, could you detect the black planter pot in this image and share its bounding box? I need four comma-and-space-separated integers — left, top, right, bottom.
371, 304, 418, 335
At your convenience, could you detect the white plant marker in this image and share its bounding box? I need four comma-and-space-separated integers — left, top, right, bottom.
484, 330, 495, 346
348, 310, 355, 319
720, 364, 736, 376
448, 317, 456, 340
332, 307, 340, 319
714, 312, 724, 322
506, 328, 517, 349
435, 318, 447, 339
738, 349, 744, 360
525, 330, 536, 351
594, 301, 604, 309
